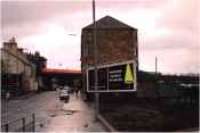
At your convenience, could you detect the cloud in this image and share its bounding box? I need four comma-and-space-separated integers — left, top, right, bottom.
1, 0, 95, 40
159, 0, 198, 30
19, 22, 81, 68
2, 1, 90, 27
1, 0, 198, 73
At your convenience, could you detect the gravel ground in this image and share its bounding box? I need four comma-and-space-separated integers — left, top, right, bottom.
100, 97, 199, 132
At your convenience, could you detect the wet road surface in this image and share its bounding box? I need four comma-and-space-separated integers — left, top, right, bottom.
1, 91, 106, 132
39, 94, 106, 132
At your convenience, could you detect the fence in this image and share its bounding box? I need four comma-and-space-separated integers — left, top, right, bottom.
1, 113, 35, 132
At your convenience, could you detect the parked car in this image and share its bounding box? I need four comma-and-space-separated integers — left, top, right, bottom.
59, 88, 69, 103
63, 85, 74, 93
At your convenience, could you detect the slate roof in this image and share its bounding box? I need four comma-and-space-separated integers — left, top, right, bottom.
83, 16, 137, 30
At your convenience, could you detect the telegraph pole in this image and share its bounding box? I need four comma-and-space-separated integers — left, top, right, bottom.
155, 56, 160, 102
92, 0, 99, 120
155, 56, 158, 74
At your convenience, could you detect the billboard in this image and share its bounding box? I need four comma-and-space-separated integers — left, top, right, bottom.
87, 60, 137, 92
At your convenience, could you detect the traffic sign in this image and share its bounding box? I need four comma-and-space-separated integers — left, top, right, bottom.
86, 60, 137, 92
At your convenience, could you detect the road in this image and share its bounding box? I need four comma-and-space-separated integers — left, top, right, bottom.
1, 91, 106, 132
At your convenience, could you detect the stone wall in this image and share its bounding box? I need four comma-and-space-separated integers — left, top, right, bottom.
1, 41, 38, 92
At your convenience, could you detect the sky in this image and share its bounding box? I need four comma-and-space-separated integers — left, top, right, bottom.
1, 0, 199, 74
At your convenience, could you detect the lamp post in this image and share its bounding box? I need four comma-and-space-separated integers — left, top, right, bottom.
68, 33, 76, 36
155, 56, 160, 102
5, 58, 10, 126
155, 56, 158, 74
92, 0, 99, 120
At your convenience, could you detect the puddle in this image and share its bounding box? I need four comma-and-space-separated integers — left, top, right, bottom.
63, 110, 79, 115
64, 112, 73, 115
48, 109, 79, 117
84, 123, 89, 128
49, 114, 57, 117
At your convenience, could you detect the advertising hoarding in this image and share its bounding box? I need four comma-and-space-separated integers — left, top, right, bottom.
87, 60, 137, 92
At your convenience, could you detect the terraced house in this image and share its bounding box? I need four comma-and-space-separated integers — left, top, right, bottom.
1, 38, 38, 97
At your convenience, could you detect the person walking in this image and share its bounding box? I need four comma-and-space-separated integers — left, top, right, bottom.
75, 87, 79, 98
6, 91, 10, 100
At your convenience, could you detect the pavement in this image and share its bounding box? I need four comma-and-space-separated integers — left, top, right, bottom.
39, 94, 106, 132
1, 91, 106, 132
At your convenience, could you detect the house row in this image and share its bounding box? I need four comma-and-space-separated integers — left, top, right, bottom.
1, 37, 46, 97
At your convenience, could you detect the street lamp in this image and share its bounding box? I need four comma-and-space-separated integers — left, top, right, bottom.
68, 33, 76, 36
92, 0, 99, 121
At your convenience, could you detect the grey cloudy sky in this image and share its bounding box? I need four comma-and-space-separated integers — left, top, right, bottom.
1, 0, 199, 74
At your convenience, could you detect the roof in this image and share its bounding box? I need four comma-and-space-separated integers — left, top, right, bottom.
25, 53, 47, 61
1, 48, 32, 67
42, 68, 81, 74
83, 16, 137, 30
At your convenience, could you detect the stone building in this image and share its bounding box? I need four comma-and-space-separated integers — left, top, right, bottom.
25, 51, 47, 76
81, 16, 138, 92
25, 51, 47, 91
1, 38, 38, 96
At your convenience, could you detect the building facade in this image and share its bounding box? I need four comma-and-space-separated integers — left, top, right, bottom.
25, 51, 47, 91
81, 16, 138, 93
1, 38, 38, 96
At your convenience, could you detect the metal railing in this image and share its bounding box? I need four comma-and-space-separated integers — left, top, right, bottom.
1, 113, 35, 132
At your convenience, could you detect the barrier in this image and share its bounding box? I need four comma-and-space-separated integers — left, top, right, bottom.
1, 113, 35, 132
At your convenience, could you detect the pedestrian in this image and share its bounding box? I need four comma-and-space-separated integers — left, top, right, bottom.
71, 87, 74, 95
6, 91, 10, 100
75, 87, 79, 98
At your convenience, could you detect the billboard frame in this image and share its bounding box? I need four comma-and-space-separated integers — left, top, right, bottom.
86, 60, 137, 93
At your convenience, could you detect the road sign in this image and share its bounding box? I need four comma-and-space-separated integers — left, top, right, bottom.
87, 60, 137, 92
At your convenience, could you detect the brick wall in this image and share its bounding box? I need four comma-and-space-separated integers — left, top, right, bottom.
81, 28, 138, 93
81, 29, 137, 68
